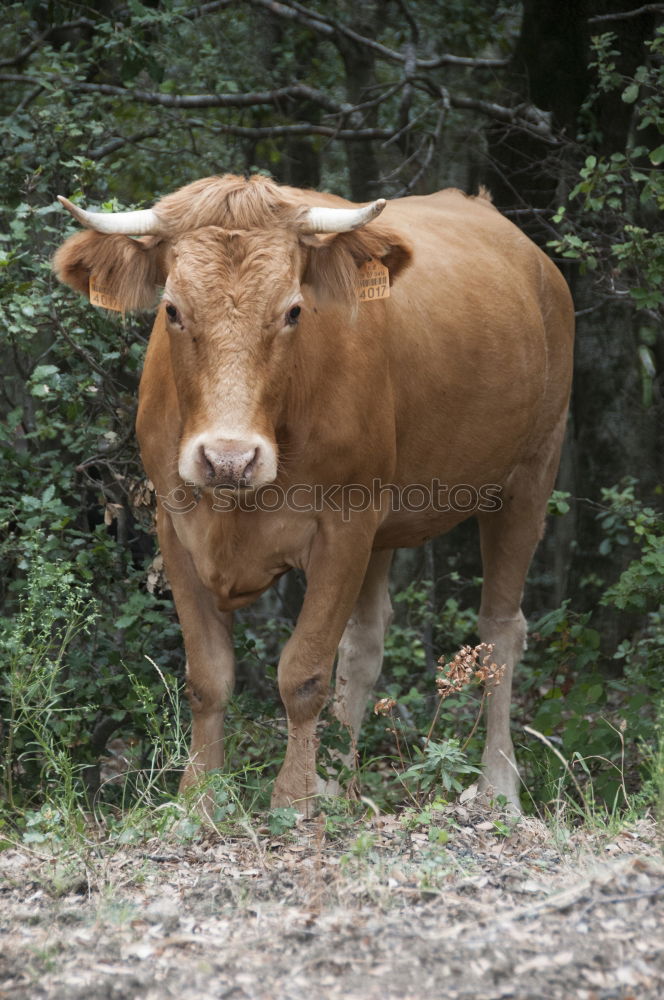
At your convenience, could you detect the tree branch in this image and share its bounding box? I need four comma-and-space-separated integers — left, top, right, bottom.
395, 106, 447, 197
394, 0, 420, 46
245, 0, 508, 69
0, 18, 95, 69
412, 79, 554, 140
0, 74, 349, 113
320, 80, 406, 120
88, 128, 162, 161
447, 94, 553, 138
178, 0, 237, 17
588, 4, 664, 22
14, 85, 45, 115
182, 118, 394, 140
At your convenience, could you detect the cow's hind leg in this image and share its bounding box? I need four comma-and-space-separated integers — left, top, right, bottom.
325, 549, 393, 788
477, 426, 566, 811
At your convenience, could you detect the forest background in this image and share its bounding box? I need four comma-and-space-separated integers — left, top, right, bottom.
0, 0, 662, 826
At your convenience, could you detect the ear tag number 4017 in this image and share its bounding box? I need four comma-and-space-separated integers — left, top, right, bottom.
357, 259, 390, 301
89, 275, 124, 313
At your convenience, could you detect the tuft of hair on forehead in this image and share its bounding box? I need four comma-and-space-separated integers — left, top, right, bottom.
168, 227, 301, 308
152, 174, 300, 235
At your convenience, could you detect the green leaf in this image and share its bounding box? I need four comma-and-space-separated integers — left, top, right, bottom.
31, 365, 59, 381
114, 614, 138, 630
622, 83, 639, 104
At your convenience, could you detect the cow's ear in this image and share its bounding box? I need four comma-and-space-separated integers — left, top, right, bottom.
302, 227, 412, 303
53, 232, 169, 311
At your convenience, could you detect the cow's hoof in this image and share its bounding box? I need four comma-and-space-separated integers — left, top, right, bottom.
476, 776, 522, 814
479, 750, 522, 814
179, 769, 231, 826
317, 775, 341, 798
271, 781, 319, 818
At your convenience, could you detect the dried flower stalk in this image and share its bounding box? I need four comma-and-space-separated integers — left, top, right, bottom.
435, 642, 506, 700
426, 642, 506, 748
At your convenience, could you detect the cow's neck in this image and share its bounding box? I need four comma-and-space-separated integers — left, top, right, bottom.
275, 303, 394, 485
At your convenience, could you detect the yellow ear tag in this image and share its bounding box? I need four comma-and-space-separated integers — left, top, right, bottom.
357, 258, 390, 302
89, 275, 124, 313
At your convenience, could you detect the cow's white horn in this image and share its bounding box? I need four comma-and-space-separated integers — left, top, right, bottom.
57, 196, 160, 235
300, 198, 386, 234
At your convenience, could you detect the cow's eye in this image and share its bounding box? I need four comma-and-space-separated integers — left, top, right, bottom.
285, 305, 301, 326
165, 303, 179, 323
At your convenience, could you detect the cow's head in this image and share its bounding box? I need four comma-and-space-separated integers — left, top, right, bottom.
54, 176, 411, 489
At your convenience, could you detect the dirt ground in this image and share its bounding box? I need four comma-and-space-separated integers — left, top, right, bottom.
1, 799, 663, 1000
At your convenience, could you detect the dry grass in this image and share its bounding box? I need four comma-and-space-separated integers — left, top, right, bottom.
1, 800, 662, 999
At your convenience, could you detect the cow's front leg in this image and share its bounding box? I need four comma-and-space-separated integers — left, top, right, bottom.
157, 508, 235, 795
272, 517, 376, 815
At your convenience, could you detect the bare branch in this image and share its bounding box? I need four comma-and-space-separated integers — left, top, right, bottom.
382, 102, 436, 149
588, 4, 664, 22
14, 85, 45, 115
181, 119, 394, 140
322, 81, 406, 119
245, 0, 336, 37
179, 0, 237, 17
88, 128, 162, 161
394, 0, 420, 45
91, 81, 338, 112
417, 52, 509, 70
0, 74, 348, 114
377, 142, 427, 183
447, 94, 553, 138
411, 79, 555, 140
245, 0, 508, 69
395, 107, 447, 197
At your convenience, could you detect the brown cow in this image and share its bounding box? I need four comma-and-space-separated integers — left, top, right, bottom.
54, 174, 574, 814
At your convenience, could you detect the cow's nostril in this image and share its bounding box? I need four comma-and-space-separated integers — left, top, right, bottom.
241, 447, 258, 482
200, 446, 217, 480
